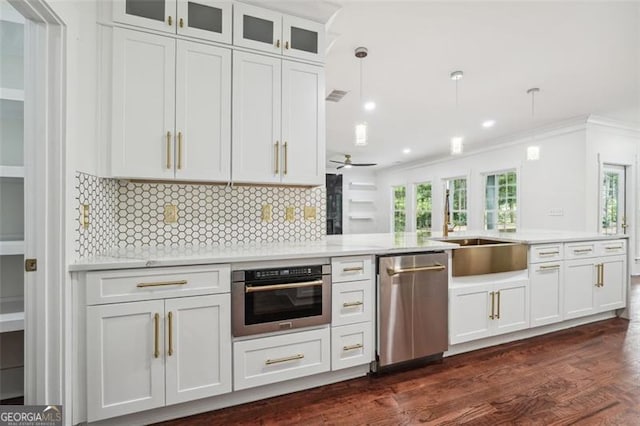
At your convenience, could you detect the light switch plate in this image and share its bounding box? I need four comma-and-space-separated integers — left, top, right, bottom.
304, 206, 317, 221
262, 204, 273, 222
548, 208, 564, 217
164, 204, 178, 224
286, 206, 295, 222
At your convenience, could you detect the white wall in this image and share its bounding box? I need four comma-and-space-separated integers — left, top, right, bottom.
376, 122, 588, 234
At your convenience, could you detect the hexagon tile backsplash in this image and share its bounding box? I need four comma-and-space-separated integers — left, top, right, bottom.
75, 172, 327, 257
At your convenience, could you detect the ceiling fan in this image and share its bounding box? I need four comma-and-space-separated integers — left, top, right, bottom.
330, 154, 377, 170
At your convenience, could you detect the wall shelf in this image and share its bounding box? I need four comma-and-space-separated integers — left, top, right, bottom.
0, 88, 24, 102
0, 297, 24, 333
349, 198, 374, 204
0, 166, 24, 178
349, 215, 374, 221
349, 182, 376, 190
0, 240, 24, 256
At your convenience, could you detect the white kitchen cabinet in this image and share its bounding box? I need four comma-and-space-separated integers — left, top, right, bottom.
112, 0, 232, 44
563, 258, 597, 320
331, 322, 373, 371
233, 327, 330, 390
165, 295, 231, 405
232, 51, 324, 186
233, 3, 324, 62
87, 300, 166, 421
597, 255, 626, 311
530, 262, 564, 327
111, 28, 231, 181
332, 280, 373, 327
449, 280, 529, 344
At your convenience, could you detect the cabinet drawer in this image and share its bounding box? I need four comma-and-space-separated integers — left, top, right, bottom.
597, 240, 626, 257
564, 242, 597, 260
86, 265, 231, 305
233, 327, 330, 390
331, 256, 373, 283
530, 244, 564, 263
332, 280, 373, 326
331, 322, 373, 371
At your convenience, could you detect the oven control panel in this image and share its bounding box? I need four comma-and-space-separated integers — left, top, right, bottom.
233, 265, 329, 282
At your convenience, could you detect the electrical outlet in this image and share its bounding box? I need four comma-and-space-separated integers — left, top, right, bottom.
79, 204, 90, 229
286, 206, 295, 222
304, 206, 317, 221
164, 204, 178, 224
261, 204, 273, 222
548, 208, 564, 217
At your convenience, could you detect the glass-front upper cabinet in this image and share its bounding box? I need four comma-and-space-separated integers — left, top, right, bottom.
112, 0, 232, 44
234, 2, 325, 62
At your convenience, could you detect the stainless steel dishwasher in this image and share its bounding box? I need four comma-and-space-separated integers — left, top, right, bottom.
376, 252, 448, 369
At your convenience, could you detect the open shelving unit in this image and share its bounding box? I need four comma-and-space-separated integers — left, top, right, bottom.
0, 0, 25, 401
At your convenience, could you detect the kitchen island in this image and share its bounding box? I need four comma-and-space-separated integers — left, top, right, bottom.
69, 230, 629, 425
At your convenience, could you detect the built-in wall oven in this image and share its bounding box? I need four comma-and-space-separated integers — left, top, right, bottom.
232, 264, 331, 337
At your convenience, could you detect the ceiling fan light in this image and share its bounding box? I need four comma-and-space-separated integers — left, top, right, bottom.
344, 163, 353, 169
451, 137, 463, 155
355, 122, 368, 146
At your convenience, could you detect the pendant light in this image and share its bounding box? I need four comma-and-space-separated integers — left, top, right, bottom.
526, 87, 541, 161
450, 70, 464, 155
354, 47, 369, 146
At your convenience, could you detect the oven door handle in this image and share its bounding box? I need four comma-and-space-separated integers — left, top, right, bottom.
245, 279, 324, 293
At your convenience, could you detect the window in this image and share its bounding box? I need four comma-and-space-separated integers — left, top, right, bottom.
485, 171, 517, 231
600, 165, 625, 235
415, 182, 432, 233
392, 185, 406, 232
445, 178, 468, 231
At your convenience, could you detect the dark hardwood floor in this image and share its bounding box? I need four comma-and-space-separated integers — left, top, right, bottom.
161, 280, 640, 425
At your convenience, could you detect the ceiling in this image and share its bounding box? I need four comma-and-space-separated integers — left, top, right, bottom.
319, 1, 640, 170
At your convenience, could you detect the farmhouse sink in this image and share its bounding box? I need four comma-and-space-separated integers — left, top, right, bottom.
444, 238, 528, 277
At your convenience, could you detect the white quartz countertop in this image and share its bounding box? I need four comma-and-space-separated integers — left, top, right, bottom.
69, 230, 628, 272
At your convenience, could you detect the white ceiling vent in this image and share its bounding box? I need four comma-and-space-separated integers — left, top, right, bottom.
326, 90, 348, 102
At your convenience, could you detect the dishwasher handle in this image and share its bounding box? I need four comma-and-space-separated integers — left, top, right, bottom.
386, 263, 446, 276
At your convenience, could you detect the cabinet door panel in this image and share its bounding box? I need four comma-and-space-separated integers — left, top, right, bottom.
232, 51, 281, 184
112, 28, 176, 179
87, 300, 165, 422
449, 285, 493, 344
563, 259, 597, 319
175, 40, 231, 181
494, 281, 529, 335
233, 3, 282, 54
177, 1, 232, 44
598, 256, 626, 311
281, 61, 324, 185
283, 15, 325, 62
165, 295, 231, 405
113, 0, 177, 34
530, 263, 563, 327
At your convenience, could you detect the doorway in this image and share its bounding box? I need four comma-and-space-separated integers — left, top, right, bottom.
600, 164, 628, 235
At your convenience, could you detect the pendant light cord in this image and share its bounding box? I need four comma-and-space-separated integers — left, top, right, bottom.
359, 58, 363, 105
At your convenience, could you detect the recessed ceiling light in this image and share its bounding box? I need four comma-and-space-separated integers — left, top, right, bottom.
450, 137, 463, 155
403, 148, 411, 154
364, 101, 376, 111
482, 120, 496, 128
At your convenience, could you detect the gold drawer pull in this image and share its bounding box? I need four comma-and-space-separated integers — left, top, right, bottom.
489, 291, 495, 320
605, 246, 622, 250
137, 280, 188, 288
285, 40, 289, 49
343, 343, 363, 351
167, 311, 174, 356
276, 39, 281, 48
496, 291, 501, 319
168, 15, 173, 26
265, 353, 304, 365
573, 248, 592, 253
539, 251, 559, 256
343, 266, 364, 273
343, 301, 364, 308
153, 313, 160, 358
539, 264, 560, 270
179, 17, 184, 28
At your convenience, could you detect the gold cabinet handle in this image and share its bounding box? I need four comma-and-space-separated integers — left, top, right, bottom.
177, 132, 183, 170
387, 264, 446, 276
539, 251, 559, 256
276, 39, 280, 48
274, 141, 280, 174
283, 141, 288, 175
153, 313, 160, 358
343, 343, 363, 351
343, 266, 364, 272
166, 131, 172, 169
265, 353, 304, 365
605, 246, 623, 251
573, 248, 592, 253
285, 40, 289, 49
137, 280, 188, 288
167, 311, 173, 356
168, 15, 173, 26
496, 291, 501, 319
489, 291, 495, 320
343, 301, 364, 308
539, 264, 561, 271
595, 264, 604, 287
179, 17, 184, 28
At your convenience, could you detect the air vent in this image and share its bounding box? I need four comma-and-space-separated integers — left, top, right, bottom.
326, 90, 348, 102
